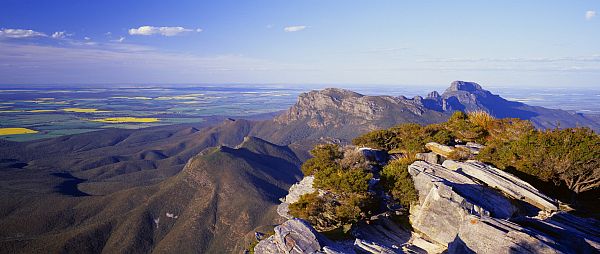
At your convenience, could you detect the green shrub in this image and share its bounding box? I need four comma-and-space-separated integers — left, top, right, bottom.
301, 144, 343, 175
353, 123, 454, 157
352, 129, 396, 150
293, 145, 376, 230
478, 127, 600, 195
431, 128, 454, 145
380, 158, 418, 207
288, 192, 326, 221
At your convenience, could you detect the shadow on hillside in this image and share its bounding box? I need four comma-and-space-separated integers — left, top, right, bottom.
232, 148, 302, 203
52, 172, 90, 197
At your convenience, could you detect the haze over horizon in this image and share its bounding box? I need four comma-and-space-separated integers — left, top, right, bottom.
1, 0, 600, 87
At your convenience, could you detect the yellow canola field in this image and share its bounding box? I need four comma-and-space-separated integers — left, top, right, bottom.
0, 128, 39, 135
92, 117, 160, 123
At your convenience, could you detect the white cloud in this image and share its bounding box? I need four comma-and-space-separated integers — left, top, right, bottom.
0, 28, 47, 39
586, 10, 596, 20
51, 31, 68, 39
84, 37, 91, 40
128, 26, 201, 36
283, 25, 307, 32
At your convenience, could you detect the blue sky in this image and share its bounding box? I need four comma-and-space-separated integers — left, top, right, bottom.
1, 0, 599, 87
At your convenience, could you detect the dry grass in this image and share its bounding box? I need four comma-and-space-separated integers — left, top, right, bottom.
468, 110, 495, 130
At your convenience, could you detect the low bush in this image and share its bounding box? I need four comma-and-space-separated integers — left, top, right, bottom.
479, 127, 600, 196
380, 157, 418, 207
291, 145, 376, 231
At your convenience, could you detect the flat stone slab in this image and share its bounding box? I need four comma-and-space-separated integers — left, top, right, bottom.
425, 142, 455, 157
442, 160, 558, 211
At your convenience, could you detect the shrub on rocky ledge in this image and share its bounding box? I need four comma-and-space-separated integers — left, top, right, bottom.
291, 144, 376, 231
479, 127, 600, 195
353, 123, 454, 156
380, 157, 418, 207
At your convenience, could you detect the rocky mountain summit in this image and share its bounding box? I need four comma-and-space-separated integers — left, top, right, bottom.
254, 143, 600, 253
274, 88, 446, 129
274, 81, 600, 134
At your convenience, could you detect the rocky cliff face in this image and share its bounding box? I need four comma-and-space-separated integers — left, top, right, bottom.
274, 88, 447, 129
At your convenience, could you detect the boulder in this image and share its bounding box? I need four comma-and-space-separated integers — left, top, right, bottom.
415, 152, 443, 164
442, 160, 558, 211
254, 235, 280, 253
254, 219, 322, 254
511, 212, 600, 252
425, 142, 455, 157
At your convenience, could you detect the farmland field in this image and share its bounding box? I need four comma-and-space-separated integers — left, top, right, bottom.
0, 85, 302, 141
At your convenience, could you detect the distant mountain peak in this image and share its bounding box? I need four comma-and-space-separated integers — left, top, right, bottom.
318, 88, 364, 100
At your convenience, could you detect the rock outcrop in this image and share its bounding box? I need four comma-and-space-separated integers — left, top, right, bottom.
255, 151, 600, 254
277, 176, 316, 219
408, 160, 599, 253
442, 160, 558, 211
254, 219, 324, 254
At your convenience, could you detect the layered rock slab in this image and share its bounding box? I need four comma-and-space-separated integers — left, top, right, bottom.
442, 160, 558, 211
409, 160, 600, 253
